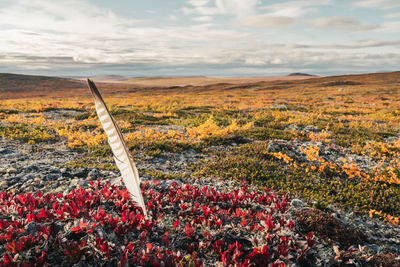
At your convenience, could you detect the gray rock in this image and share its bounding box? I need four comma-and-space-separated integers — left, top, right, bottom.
110, 177, 122, 186
21, 174, 35, 183
270, 104, 288, 111
49, 167, 61, 173
0, 148, 14, 155
303, 125, 320, 133
74, 168, 89, 178
6, 167, 17, 174
69, 178, 87, 187
290, 199, 304, 208
45, 173, 60, 181
9, 174, 24, 182
62, 171, 72, 178
24, 165, 39, 173
78, 179, 88, 187
88, 169, 99, 179
24, 221, 38, 236
267, 142, 281, 152
0, 180, 8, 190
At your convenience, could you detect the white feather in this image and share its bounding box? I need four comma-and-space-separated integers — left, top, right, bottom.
87, 79, 147, 217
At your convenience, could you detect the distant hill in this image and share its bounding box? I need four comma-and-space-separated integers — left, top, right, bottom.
71, 75, 132, 82
0, 73, 146, 99
1, 71, 399, 99
0, 73, 85, 96
288, 73, 316, 77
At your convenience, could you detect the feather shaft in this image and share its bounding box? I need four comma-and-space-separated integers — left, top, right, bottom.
87, 79, 147, 217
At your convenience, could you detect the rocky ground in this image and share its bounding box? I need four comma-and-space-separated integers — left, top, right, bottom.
1, 138, 399, 266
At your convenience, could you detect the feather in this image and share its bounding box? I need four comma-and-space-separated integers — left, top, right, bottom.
87, 79, 147, 217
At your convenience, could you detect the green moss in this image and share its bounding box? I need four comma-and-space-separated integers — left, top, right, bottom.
239, 127, 297, 141
192, 142, 400, 217
332, 126, 398, 147
74, 112, 93, 120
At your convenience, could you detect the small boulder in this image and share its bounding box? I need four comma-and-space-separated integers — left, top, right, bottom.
290, 199, 304, 208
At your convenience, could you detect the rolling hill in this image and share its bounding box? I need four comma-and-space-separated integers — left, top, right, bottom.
1, 71, 400, 99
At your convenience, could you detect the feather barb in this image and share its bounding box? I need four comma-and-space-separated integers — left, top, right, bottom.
87, 79, 147, 217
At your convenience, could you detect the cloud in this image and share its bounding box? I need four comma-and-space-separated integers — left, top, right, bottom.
282, 39, 400, 50
236, 15, 295, 28
0, 0, 140, 37
0, 0, 252, 68
234, 0, 333, 29
379, 21, 400, 32
385, 12, 400, 18
353, 0, 400, 9
182, 0, 259, 18
261, 0, 332, 18
0, 0, 399, 76
187, 0, 211, 7
308, 16, 380, 31
193, 16, 214, 22
214, 0, 259, 17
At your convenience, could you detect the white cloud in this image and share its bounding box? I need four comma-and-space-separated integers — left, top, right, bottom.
261, 0, 332, 18
0, 0, 399, 76
183, 0, 259, 18
233, 0, 333, 29
187, 0, 211, 7
0, 0, 256, 70
236, 15, 295, 28
215, 0, 259, 17
353, 0, 400, 9
193, 16, 214, 22
385, 12, 400, 18
308, 16, 380, 31
379, 21, 400, 32
281, 39, 400, 50
0, 0, 139, 37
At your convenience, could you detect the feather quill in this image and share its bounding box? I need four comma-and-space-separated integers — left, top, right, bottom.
87, 79, 147, 217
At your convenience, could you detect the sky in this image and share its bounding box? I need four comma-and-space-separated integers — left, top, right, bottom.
0, 0, 399, 77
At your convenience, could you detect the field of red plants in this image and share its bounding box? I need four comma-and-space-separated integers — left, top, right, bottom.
0, 179, 317, 266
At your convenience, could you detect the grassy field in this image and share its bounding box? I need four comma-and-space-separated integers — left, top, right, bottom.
1, 71, 400, 225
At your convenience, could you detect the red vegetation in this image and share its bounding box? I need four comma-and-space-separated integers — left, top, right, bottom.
0, 180, 315, 266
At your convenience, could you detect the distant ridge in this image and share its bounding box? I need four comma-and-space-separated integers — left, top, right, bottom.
0, 73, 84, 92
288, 72, 316, 77
1, 71, 399, 99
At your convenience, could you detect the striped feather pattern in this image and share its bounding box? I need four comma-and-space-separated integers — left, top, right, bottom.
87, 79, 147, 217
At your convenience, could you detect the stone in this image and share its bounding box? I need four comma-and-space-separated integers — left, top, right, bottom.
25, 222, 38, 236
24, 165, 39, 173
49, 167, 61, 173
270, 104, 287, 110
88, 169, 99, 179
62, 171, 72, 178
69, 178, 87, 187
291, 199, 304, 208
303, 125, 320, 133
0, 180, 8, 190
267, 142, 281, 152
6, 167, 17, 174
74, 168, 89, 178
21, 174, 35, 183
